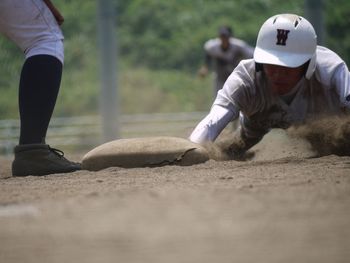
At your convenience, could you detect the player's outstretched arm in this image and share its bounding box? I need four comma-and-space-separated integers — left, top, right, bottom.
190, 105, 237, 144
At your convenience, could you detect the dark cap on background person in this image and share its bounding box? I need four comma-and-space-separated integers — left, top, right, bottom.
218, 26, 232, 37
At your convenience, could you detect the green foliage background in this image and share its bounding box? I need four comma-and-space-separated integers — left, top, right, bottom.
0, 0, 349, 119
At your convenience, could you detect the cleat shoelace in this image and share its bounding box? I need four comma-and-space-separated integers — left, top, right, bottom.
49, 146, 65, 158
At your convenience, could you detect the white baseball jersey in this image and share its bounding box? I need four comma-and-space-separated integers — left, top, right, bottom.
190, 46, 350, 143
204, 37, 254, 92
0, 0, 64, 63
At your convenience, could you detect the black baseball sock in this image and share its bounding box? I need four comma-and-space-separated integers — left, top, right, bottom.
18, 55, 62, 145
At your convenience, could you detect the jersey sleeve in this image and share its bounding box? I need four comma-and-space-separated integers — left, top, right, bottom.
332, 63, 350, 108
189, 60, 257, 144
314, 46, 350, 109
189, 105, 238, 144
203, 38, 219, 68
214, 59, 258, 116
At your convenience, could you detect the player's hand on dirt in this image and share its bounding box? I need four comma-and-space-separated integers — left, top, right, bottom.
227, 150, 245, 160
224, 143, 246, 160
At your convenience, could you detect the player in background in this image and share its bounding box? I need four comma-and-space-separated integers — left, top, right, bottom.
190, 14, 350, 159
198, 25, 254, 97
0, 0, 81, 176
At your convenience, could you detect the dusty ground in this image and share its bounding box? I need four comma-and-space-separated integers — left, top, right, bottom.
0, 124, 350, 263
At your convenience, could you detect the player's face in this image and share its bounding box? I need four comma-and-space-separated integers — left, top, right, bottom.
263, 64, 306, 95
220, 36, 230, 50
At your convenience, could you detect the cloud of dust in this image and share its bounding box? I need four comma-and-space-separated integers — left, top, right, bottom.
287, 115, 350, 156
201, 141, 230, 161
200, 130, 241, 161
200, 115, 350, 161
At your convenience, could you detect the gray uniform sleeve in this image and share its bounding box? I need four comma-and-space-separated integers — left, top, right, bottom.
189, 60, 257, 144
332, 63, 350, 108
214, 60, 258, 116
189, 105, 238, 143
315, 46, 350, 109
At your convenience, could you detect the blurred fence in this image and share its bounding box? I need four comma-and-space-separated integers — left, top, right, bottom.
0, 112, 206, 155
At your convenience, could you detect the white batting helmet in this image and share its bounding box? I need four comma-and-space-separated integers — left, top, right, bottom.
254, 14, 317, 79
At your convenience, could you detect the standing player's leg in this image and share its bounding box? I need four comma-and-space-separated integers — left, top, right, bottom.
18, 55, 62, 145
0, 0, 81, 176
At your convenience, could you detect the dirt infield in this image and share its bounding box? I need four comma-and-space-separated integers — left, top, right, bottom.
0, 128, 350, 263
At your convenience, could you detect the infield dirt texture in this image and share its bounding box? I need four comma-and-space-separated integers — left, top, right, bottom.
0, 116, 349, 263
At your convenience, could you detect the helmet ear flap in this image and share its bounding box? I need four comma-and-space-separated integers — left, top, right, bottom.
305, 53, 316, 79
